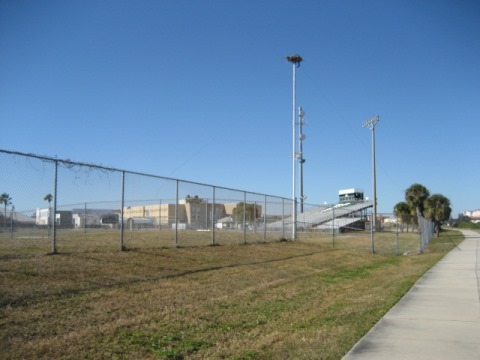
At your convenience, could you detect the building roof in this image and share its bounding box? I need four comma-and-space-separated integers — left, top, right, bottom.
7, 212, 36, 224
339, 188, 363, 195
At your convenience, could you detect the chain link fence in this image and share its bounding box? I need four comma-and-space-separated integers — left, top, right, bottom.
295, 208, 434, 255
0, 149, 434, 255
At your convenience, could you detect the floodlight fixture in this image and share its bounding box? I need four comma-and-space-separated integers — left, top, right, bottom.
362, 115, 380, 130
286, 54, 303, 66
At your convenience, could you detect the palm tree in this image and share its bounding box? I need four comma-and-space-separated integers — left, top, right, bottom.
424, 194, 452, 237
44, 194, 53, 234
393, 201, 412, 232
405, 183, 430, 217
185, 195, 202, 204
185, 195, 203, 229
0, 193, 12, 230
44, 193, 53, 205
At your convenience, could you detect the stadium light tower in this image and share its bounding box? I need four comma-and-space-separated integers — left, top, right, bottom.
286, 54, 303, 240
362, 115, 380, 233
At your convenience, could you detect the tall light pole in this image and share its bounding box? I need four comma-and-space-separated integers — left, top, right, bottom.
298, 106, 306, 213
362, 115, 380, 235
286, 54, 302, 240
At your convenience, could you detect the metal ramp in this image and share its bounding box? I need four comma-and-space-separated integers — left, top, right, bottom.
314, 217, 363, 231
267, 201, 373, 230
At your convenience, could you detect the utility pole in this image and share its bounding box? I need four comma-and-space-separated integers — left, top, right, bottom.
298, 107, 306, 213
286, 54, 303, 240
362, 115, 380, 253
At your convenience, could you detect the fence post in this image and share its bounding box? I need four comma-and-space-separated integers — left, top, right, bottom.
175, 180, 179, 246
51, 160, 58, 254
10, 206, 14, 240
396, 214, 399, 255
211, 186, 216, 246
84, 202, 87, 234
417, 212, 423, 253
370, 210, 375, 254
8, 206, 12, 240
205, 198, 208, 230
253, 201, 257, 237
158, 199, 162, 231
263, 195, 267, 241
331, 205, 335, 248
243, 191, 247, 244
120, 171, 125, 251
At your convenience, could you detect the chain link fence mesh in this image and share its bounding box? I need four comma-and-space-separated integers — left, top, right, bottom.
1, 149, 434, 255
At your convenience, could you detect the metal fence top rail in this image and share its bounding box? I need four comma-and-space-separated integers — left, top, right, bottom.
0, 148, 290, 202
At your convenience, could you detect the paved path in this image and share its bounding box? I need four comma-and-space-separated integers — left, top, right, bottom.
342, 229, 480, 359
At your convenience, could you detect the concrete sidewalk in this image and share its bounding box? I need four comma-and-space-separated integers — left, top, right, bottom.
342, 229, 480, 359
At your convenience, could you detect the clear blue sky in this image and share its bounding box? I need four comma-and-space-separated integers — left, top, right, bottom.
1, 0, 479, 216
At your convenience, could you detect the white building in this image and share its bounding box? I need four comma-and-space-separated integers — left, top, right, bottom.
36, 208, 73, 228
72, 208, 118, 228
338, 188, 364, 203
464, 209, 480, 221
36, 208, 52, 225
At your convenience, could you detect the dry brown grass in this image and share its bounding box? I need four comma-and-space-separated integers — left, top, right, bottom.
0, 230, 461, 359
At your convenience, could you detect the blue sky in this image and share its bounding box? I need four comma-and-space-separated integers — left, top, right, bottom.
1, 0, 479, 216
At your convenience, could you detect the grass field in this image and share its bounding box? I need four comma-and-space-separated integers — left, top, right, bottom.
0, 229, 463, 359
0, 226, 425, 255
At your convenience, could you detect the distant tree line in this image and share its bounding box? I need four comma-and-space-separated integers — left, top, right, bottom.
453, 214, 480, 230
0, 193, 12, 230
232, 202, 261, 225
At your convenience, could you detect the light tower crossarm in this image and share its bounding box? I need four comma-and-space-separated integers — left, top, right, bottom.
362, 115, 379, 130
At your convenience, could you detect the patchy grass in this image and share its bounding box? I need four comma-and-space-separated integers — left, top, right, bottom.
0, 230, 461, 359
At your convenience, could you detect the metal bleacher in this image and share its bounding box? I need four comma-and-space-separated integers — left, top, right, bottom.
267, 201, 373, 230
314, 217, 362, 231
